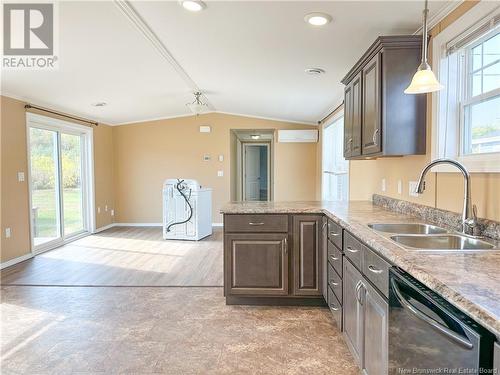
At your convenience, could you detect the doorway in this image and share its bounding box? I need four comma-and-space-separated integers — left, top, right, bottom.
27, 113, 95, 253
243, 143, 270, 201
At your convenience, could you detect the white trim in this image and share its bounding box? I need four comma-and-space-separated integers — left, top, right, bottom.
93, 223, 116, 233
111, 112, 211, 126
431, 1, 500, 173
214, 111, 317, 126
0, 253, 34, 270
212, 223, 223, 227
114, 222, 163, 227
414, 1, 464, 35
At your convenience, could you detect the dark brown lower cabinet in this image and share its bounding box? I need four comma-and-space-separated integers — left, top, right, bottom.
224, 233, 288, 295
292, 215, 322, 296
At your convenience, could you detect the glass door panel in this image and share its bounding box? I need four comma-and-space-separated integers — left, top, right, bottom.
61, 133, 84, 236
29, 127, 61, 247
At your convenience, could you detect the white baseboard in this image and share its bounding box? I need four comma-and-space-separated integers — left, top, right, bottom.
212, 223, 223, 227
93, 223, 116, 233
1, 252, 33, 270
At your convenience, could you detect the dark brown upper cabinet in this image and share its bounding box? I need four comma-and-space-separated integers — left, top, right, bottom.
341, 36, 426, 159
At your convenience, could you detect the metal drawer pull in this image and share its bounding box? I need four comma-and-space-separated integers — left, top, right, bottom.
329, 232, 340, 237
284, 237, 288, 254
329, 281, 339, 287
372, 128, 379, 146
330, 255, 339, 261
346, 246, 359, 253
329, 304, 340, 311
248, 222, 265, 226
368, 265, 383, 274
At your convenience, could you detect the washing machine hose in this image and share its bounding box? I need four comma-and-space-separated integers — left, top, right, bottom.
166, 179, 193, 232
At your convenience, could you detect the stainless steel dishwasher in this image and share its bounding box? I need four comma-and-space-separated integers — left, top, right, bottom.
389, 268, 495, 374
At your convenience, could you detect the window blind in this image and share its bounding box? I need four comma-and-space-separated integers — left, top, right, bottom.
446, 9, 500, 56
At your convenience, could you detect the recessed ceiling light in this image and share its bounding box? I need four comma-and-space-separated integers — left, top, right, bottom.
305, 68, 326, 75
91, 102, 107, 107
304, 12, 332, 26
181, 0, 206, 12
251, 135, 260, 140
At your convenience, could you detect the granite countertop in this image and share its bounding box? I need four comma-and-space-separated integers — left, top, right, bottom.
221, 200, 500, 338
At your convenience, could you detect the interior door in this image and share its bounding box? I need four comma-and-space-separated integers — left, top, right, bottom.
244, 145, 261, 200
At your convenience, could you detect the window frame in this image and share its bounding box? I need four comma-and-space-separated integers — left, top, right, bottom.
431, 1, 500, 173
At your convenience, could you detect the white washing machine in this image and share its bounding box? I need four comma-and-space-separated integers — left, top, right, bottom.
163, 179, 212, 240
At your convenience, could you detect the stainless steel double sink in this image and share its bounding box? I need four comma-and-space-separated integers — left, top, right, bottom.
367, 223, 499, 252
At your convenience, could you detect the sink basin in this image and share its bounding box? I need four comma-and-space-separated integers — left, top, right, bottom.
390, 234, 495, 250
368, 223, 447, 235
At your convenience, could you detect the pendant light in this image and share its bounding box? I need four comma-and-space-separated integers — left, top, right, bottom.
404, 0, 444, 94
186, 92, 208, 115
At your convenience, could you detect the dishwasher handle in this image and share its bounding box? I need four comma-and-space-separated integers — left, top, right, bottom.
390, 278, 474, 350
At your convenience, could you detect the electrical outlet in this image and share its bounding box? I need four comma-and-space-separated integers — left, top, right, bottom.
17, 172, 25, 182
381, 178, 386, 192
5, 228, 11, 238
111, 209, 115, 216
409, 181, 419, 197
217, 170, 224, 177
97, 206, 101, 214
397, 180, 402, 195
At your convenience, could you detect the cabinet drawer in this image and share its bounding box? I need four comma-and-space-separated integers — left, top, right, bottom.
327, 240, 343, 277
344, 231, 363, 270
327, 219, 343, 248
224, 214, 288, 233
362, 247, 390, 298
327, 286, 342, 329
328, 262, 342, 303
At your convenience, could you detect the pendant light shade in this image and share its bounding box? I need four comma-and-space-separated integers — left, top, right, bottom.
186, 92, 209, 115
404, 0, 443, 95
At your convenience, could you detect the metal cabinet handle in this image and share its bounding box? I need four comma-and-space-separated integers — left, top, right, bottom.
284, 237, 288, 254
355, 281, 365, 306
322, 221, 327, 230
347, 138, 353, 151
372, 128, 379, 146
329, 281, 339, 287
329, 232, 340, 237
368, 265, 383, 274
346, 246, 359, 253
249, 222, 264, 226
330, 255, 339, 261
329, 304, 340, 311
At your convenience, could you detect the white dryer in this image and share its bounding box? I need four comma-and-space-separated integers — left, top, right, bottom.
163, 179, 212, 240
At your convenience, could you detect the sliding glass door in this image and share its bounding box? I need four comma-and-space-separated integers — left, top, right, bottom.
27, 114, 93, 253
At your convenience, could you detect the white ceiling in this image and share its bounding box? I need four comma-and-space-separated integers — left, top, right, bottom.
1, 1, 452, 125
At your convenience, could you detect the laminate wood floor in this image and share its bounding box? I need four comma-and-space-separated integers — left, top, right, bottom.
1, 227, 223, 287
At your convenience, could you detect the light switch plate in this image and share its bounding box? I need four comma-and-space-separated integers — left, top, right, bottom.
409, 181, 419, 197
105, 205, 108, 212
5, 228, 11, 238
111, 209, 115, 216
18, 172, 25, 182
397, 180, 402, 195
218, 155, 224, 162
217, 170, 224, 177
381, 178, 386, 192
97, 206, 101, 214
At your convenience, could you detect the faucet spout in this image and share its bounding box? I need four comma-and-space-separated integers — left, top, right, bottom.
415, 158, 475, 235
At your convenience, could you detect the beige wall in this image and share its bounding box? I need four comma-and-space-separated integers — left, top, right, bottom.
0, 96, 115, 263
113, 113, 317, 223
347, 1, 500, 222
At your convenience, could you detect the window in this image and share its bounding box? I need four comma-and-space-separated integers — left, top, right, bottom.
322, 114, 349, 201
433, 3, 500, 172
463, 30, 500, 155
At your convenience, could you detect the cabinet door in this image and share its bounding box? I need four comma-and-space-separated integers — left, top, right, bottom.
351, 72, 362, 157
362, 53, 382, 155
292, 215, 322, 296
362, 281, 388, 375
343, 82, 353, 158
225, 233, 288, 295
343, 259, 364, 366
321, 217, 328, 302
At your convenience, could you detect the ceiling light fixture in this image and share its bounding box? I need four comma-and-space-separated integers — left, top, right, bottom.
181, 0, 206, 12
404, 0, 443, 94
186, 91, 209, 115
91, 102, 107, 107
304, 12, 332, 26
305, 67, 325, 75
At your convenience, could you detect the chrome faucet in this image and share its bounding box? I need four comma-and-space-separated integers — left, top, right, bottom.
416, 158, 477, 236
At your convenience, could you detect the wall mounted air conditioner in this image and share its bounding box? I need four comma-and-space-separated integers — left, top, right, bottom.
277, 129, 318, 143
